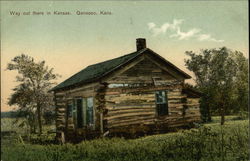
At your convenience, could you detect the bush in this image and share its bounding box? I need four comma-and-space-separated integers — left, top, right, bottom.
1, 120, 249, 161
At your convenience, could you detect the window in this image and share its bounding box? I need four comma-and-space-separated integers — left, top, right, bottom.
76, 98, 83, 128
67, 102, 73, 118
71, 97, 94, 128
86, 97, 94, 125
72, 100, 77, 125
155, 91, 168, 116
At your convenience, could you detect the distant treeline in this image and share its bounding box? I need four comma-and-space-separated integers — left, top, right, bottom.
1, 111, 27, 118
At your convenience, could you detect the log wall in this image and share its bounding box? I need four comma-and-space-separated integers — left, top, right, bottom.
54, 82, 102, 141
102, 84, 201, 134
100, 56, 201, 134
54, 54, 201, 140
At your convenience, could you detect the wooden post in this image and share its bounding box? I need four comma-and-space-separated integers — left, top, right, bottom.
100, 113, 104, 135
61, 131, 65, 144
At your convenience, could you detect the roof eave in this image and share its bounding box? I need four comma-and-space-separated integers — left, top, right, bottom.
146, 48, 192, 79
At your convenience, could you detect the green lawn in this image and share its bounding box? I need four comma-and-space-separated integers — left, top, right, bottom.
1, 116, 249, 161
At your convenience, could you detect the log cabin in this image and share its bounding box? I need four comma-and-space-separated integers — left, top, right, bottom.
51, 38, 201, 142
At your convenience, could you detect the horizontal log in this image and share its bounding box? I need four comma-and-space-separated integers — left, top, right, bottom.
55, 92, 66, 96
108, 119, 155, 128
168, 100, 183, 103
56, 102, 67, 106
186, 103, 199, 106
167, 95, 186, 99
106, 85, 183, 94
107, 113, 155, 123
105, 94, 155, 102
168, 91, 182, 95
105, 101, 156, 107
184, 114, 201, 118
56, 118, 65, 121
168, 103, 184, 108
69, 91, 97, 98
57, 110, 66, 114
57, 108, 66, 111
55, 82, 100, 94
107, 106, 155, 112
108, 115, 155, 125
104, 91, 121, 95
104, 111, 155, 121
107, 108, 155, 116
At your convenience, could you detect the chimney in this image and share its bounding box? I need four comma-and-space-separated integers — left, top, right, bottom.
136, 38, 146, 51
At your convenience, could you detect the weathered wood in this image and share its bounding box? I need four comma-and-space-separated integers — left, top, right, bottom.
107, 107, 154, 114
144, 53, 186, 80
104, 111, 155, 121
102, 55, 146, 83
53, 47, 202, 140
107, 115, 155, 125
108, 118, 155, 128
55, 82, 100, 94
106, 105, 155, 111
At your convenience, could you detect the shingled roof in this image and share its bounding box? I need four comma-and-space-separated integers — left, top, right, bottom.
51, 49, 147, 91
51, 47, 191, 91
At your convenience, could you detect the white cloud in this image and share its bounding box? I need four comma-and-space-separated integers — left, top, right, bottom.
198, 34, 224, 42
147, 19, 184, 36
148, 19, 224, 42
148, 22, 156, 30
170, 27, 200, 40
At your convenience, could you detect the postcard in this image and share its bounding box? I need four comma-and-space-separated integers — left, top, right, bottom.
1, 1, 248, 161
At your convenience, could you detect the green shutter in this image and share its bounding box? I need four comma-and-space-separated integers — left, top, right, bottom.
72, 99, 77, 126
76, 99, 83, 128
87, 97, 94, 125
67, 103, 73, 117
82, 98, 87, 126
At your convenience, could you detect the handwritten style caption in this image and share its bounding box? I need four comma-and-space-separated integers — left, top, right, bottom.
9, 11, 112, 16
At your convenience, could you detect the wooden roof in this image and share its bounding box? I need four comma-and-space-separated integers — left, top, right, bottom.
51, 48, 191, 91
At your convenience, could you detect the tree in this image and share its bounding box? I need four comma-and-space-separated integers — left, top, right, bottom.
185, 47, 248, 125
231, 51, 248, 114
8, 83, 37, 134
7, 54, 59, 134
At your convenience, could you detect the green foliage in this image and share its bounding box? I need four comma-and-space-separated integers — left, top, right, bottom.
2, 119, 249, 161
7, 54, 59, 134
185, 47, 248, 123
1, 111, 26, 118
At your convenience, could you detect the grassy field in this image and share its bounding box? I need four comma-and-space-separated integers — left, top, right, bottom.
1, 116, 249, 161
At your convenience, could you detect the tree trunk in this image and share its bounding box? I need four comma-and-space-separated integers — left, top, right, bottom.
37, 103, 43, 135
220, 103, 225, 125
29, 125, 33, 135
207, 104, 212, 122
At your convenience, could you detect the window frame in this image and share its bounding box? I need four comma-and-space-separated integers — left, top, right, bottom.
155, 90, 169, 117
86, 97, 95, 126
71, 97, 95, 129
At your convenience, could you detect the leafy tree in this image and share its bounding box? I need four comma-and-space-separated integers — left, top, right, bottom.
8, 83, 37, 133
185, 47, 248, 124
231, 51, 248, 113
7, 54, 59, 134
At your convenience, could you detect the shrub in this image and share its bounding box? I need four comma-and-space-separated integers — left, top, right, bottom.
1, 120, 249, 161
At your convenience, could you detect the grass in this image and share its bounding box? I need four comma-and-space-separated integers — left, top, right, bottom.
1, 116, 249, 161
1, 117, 55, 133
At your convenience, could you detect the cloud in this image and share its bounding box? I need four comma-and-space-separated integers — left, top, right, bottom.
170, 27, 200, 40
148, 19, 224, 42
147, 19, 184, 36
197, 34, 224, 42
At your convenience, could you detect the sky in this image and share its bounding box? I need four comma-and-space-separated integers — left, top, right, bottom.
1, 1, 248, 112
